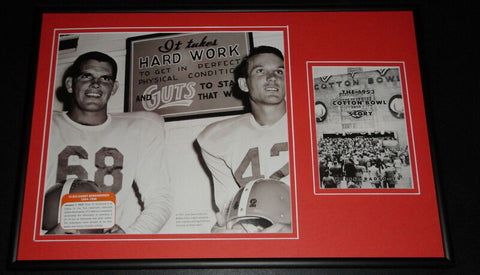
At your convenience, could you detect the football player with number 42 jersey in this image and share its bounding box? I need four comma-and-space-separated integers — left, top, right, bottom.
197, 46, 291, 233
43, 51, 172, 234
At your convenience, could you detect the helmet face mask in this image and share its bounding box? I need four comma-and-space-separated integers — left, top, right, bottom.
226, 179, 291, 233
229, 217, 273, 233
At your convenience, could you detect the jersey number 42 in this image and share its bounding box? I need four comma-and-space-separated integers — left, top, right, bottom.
233, 142, 289, 186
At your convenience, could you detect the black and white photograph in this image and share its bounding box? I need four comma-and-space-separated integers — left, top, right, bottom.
40, 30, 293, 235
312, 65, 413, 190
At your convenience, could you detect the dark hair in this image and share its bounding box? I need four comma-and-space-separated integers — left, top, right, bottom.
67, 51, 118, 81
234, 46, 284, 82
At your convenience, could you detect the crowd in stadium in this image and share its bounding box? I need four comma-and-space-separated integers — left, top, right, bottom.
318, 136, 410, 189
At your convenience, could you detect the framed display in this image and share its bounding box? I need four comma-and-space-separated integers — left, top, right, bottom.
11, 8, 451, 268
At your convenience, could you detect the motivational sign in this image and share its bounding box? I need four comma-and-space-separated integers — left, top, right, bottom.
126, 32, 252, 118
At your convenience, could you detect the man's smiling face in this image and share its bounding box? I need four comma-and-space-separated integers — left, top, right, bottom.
66, 59, 118, 114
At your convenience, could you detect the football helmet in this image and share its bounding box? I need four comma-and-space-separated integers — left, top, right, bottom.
226, 179, 291, 232
42, 178, 104, 234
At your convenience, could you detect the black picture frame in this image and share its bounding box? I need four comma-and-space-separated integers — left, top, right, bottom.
6, 2, 456, 272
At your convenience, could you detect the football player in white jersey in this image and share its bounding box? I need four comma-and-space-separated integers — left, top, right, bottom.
42, 51, 172, 234
197, 46, 291, 233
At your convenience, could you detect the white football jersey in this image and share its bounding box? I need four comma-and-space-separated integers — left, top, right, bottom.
197, 113, 290, 215
44, 111, 172, 234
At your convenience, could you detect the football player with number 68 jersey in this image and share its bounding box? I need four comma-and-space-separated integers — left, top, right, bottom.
42, 51, 172, 234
